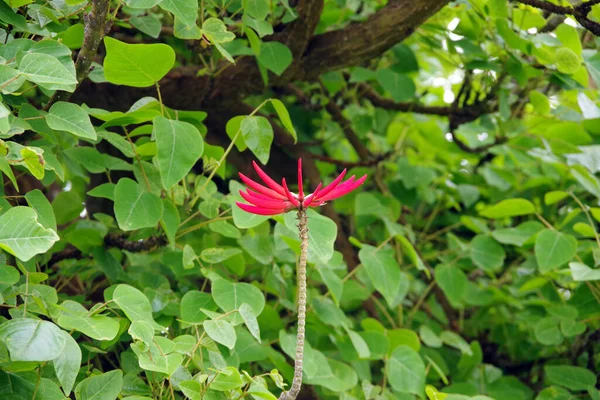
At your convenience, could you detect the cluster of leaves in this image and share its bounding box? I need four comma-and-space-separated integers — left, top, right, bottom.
1, 0, 600, 399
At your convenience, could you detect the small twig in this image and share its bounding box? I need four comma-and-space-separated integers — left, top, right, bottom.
513, 0, 600, 36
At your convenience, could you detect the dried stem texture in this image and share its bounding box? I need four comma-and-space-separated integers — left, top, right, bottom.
279, 208, 308, 400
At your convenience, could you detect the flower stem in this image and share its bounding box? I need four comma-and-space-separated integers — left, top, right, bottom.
279, 207, 308, 400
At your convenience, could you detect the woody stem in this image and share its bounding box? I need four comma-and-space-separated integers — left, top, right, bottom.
279, 207, 308, 400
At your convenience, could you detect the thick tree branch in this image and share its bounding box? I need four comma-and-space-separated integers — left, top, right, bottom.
208, 0, 448, 102
279, 0, 324, 58
296, 0, 450, 80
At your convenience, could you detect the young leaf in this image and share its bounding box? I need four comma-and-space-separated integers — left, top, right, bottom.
0, 318, 66, 362
153, 116, 204, 190
0, 206, 59, 262
52, 331, 81, 396
103, 37, 176, 87
238, 302, 261, 342
46, 102, 96, 140
204, 319, 237, 349
114, 178, 163, 231
74, 370, 123, 400
256, 42, 292, 76
241, 116, 273, 164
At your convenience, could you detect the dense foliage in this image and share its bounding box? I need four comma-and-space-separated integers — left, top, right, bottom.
1, 0, 600, 399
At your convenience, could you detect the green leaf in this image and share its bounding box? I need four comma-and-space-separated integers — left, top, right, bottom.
114, 178, 163, 231
154, 116, 204, 190
346, 328, 371, 359
238, 302, 261, 342
210, 366, 244, 391
480, 198, 536, 219
124, 0, 161, 9
18, 53, 77, 91
200, 248, 242, 264
0, 318, 66, 362
135, 341, 183, 375
0, 264, 19, 284
535, 317, 563, 345
0, 155, 18, 190
112, 284, 159, 328
491, 221, 544, 247
419, 325, 442, 348
245, 0, 269, 20
376, 69, 416, 102
46, 102, 96, 140
440, 331, 473, 356
74, 370, 123, 400
241, 116, 273, 164
256, 42, 292, 76
572, 165, 600, 197
470, 235, 505, 272
201, 18, 235, 43
270, 99, 297, 143
161, 198, 180, 248
555, 47, 581, 74
52, 331, 81, 396
569, 262, 600, 281
545, 365, 596, 391
386, 346, 425, 395
180, 290, 217, 324
358, 245, 405, 308
24, 189, 56, 231
0, 206, 59, 262
180, 380, 202, 400
283, 209, 337, 264
56, 300, 120, 341
159, 0, 198, 27
204, 319, 236, 349
130, 15, 162, 38
0, 65, 26, 94
535, 230, 577, 273
103, 37, 176, 87
435, 264, 467, 307
211, 279, 265, 325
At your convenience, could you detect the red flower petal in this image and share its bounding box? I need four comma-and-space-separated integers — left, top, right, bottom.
236, 202, 286, 215
304, 183, 322, 207
239, 190, 288, 210
252, 161, 286, 196
282, 178, 300, 207
239, 173, 286, 200
318, 174, 367, 202
297, 158, 304, 201
311, 169, 347, 202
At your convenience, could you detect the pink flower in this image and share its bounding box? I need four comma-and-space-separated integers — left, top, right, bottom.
236, 159, 367, 216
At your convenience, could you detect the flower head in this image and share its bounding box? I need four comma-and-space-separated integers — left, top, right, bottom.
236, 159, 367, 216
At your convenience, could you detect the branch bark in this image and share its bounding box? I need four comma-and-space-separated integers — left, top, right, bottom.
47, 0, 111, 107
295, 0, 450, 80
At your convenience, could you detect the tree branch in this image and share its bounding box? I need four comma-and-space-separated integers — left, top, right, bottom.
279, 0, 324, 58
48, 233, 166, 265
316, 81, 372, 160
513, 0, 600, 36
46, 0, 111, 107
296, 0, 450, 80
